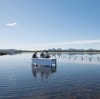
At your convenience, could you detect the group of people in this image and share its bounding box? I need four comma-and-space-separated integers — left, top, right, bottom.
32, 51, 50, 58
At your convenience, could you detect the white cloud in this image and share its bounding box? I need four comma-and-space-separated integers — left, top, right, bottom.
32, 40, 100, 47
6, 22, 17, 27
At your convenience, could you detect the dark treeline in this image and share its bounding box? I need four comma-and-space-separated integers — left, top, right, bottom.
0, 49, 100, 56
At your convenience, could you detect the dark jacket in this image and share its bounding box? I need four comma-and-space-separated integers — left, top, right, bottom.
32, 53, 38, 58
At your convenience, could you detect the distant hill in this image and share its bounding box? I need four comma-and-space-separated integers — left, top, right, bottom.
0, 49, 23, 55
47, 48, 100, 52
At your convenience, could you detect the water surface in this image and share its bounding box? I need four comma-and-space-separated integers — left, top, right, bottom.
0, 52, 100, 99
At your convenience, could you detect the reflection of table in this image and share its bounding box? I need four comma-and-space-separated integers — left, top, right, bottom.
32, 58, 56, 67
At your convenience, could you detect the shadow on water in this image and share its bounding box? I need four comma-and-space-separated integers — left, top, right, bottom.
32, 64, 57, 79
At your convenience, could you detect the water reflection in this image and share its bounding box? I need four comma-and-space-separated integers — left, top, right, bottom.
32, 65, 56, 79
50, 52, 100, 64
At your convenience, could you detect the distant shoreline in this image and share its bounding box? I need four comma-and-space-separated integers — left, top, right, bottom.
0, 49, 100, 56
22, 50, 100, 53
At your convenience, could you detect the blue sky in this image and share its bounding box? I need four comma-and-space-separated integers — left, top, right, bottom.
0, 0, 100, 50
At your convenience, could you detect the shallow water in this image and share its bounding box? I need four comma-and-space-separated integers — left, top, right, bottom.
0, 52, 100, 99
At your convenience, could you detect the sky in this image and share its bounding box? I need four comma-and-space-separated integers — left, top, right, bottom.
0, 0, 100, 50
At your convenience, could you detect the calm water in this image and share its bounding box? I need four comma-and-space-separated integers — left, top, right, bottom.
0, 52, 100, 99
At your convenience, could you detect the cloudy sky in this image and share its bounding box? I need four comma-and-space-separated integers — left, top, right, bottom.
0, 0, 100, 50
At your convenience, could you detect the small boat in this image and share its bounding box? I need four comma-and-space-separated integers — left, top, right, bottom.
32, 58, 57, 67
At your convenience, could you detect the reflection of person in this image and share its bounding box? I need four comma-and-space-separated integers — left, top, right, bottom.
32, 51, 38, 58
40, 51, 45, 58
32, 65, 56, 79
32, 65, 37, 79
45, 51, 50, 58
